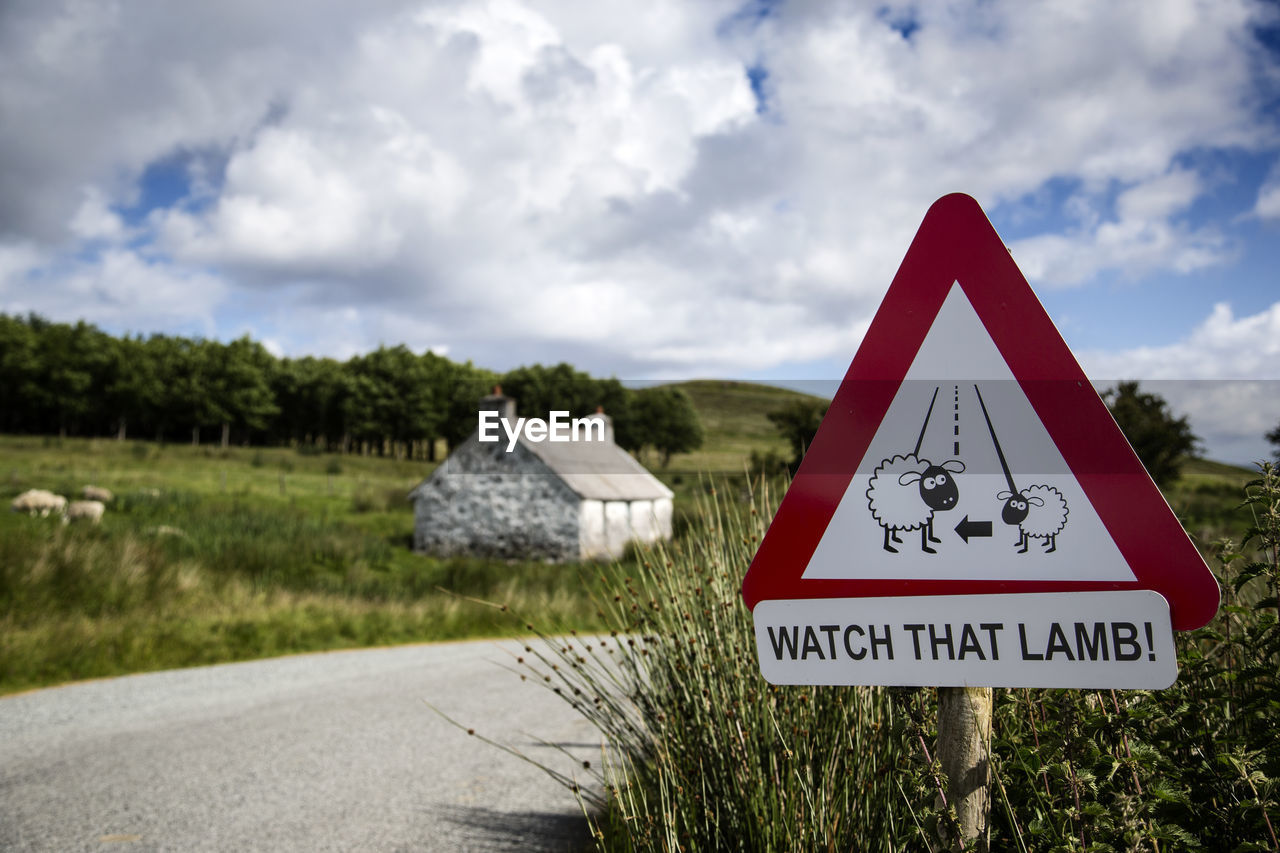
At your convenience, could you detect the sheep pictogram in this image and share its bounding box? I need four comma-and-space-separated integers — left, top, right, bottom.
866, 387, 965, 554
974, 384, 1069, 553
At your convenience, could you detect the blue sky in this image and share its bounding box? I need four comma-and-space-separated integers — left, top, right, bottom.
1, 0, 1279, 462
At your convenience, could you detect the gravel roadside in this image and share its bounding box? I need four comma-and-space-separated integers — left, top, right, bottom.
0, 640, 599, 852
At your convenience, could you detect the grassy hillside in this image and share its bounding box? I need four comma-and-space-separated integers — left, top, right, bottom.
649, 379, 822, 475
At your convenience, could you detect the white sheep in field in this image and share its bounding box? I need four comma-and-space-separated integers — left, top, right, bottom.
10, 489, 67, 517
64, 494, 104, 522
82, 485, 114, 502
866, 453, 965, 554
998, 485, 1069, 553
65, 500, 106, 524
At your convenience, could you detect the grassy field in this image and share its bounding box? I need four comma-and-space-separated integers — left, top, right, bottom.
0, 436, 606, 694
0, 382, 1264, 697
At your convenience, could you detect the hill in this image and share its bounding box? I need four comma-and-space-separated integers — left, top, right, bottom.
650, 380, 827, 475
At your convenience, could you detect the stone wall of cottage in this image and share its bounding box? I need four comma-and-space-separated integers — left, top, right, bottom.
410, 438, 581, 560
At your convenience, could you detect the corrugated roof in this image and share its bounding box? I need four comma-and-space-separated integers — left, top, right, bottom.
520, 435, 674, 501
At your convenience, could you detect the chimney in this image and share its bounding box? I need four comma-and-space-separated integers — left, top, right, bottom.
479, 385, 516, 426
589, 405, 614, 444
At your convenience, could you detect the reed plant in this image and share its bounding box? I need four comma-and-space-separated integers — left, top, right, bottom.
496, 480, 912, 851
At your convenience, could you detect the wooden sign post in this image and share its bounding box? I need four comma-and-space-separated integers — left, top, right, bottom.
937, 686, 992, 851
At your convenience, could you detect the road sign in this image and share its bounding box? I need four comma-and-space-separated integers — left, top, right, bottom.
742, 193, 1219, 688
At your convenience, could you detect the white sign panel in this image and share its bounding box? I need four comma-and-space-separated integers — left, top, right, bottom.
753, 591, 1177, 689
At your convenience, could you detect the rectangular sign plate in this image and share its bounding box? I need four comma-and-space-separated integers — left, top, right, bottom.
753, 591, 1177, 688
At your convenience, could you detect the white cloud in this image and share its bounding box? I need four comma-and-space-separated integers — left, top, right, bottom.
1082, 301, 1280, 381
68, 187, 129, 242
1257, 163, 1280, 220
1011, 169, 1231, 286
0, 0, 1277, 382
1080, 301, 1280, 465
0, 240, 43, 287
0, 244, 226, 336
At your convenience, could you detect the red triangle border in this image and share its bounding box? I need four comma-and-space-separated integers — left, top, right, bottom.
740, 194, 1219, 632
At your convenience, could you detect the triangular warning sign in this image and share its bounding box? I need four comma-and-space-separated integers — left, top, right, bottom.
742, 193, 1219, 633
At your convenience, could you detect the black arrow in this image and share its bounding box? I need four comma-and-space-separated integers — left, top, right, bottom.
954, 516, 993, 543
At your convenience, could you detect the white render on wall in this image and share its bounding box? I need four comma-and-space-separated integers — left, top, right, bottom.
654, 498, 673, 539
628, 500, 654, 544
579, 499, 607, 559
604, 501, 631, 559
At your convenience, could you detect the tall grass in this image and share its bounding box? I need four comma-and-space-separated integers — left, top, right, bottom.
500, 466, 1280, 851
501, 481, 911, 851
0, 486, 605, 695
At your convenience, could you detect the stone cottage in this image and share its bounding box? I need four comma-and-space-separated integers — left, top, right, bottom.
410, 389, 674, 560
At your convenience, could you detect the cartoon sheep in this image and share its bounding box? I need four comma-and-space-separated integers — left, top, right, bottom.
867, 453, 965, 553
10, 489, 67, 517
866, 387, 965, 554
997, 485, 1068, 553
974, 384, 1069, 554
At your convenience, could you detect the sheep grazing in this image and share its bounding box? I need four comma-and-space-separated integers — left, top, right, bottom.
82, 485, 114, 502
998, 485, 1068, 553
866, 454, 965, 554
65, 500, 106, 524
10, 489, 67, 517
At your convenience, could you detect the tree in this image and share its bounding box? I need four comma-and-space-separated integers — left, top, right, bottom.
27, 318, 111, 437
344, 345, 440, 454
1267, 422, 1280, 462
437, 358, 500, 451
104, 334, 163, 441
767, 398, 830, 470
206, 337, 280, 447
143, 334, 197, 442
1103, 381, 1199, 488
0, 314, 39, 434
272, 356, 350, 448
628, 386, 704, 467
499, 362, 603, 420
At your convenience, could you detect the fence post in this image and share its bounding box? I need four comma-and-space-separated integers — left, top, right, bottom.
936, 686, 992, 852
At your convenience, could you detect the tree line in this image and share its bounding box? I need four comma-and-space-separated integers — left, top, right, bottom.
0, 314, 703, 463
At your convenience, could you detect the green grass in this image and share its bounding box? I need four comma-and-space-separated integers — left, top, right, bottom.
0, 435, 608, 695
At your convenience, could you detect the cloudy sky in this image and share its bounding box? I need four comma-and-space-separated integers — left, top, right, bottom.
2, 0, 1278, 462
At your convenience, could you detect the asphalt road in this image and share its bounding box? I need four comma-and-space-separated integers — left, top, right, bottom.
0, 641, 600, 852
